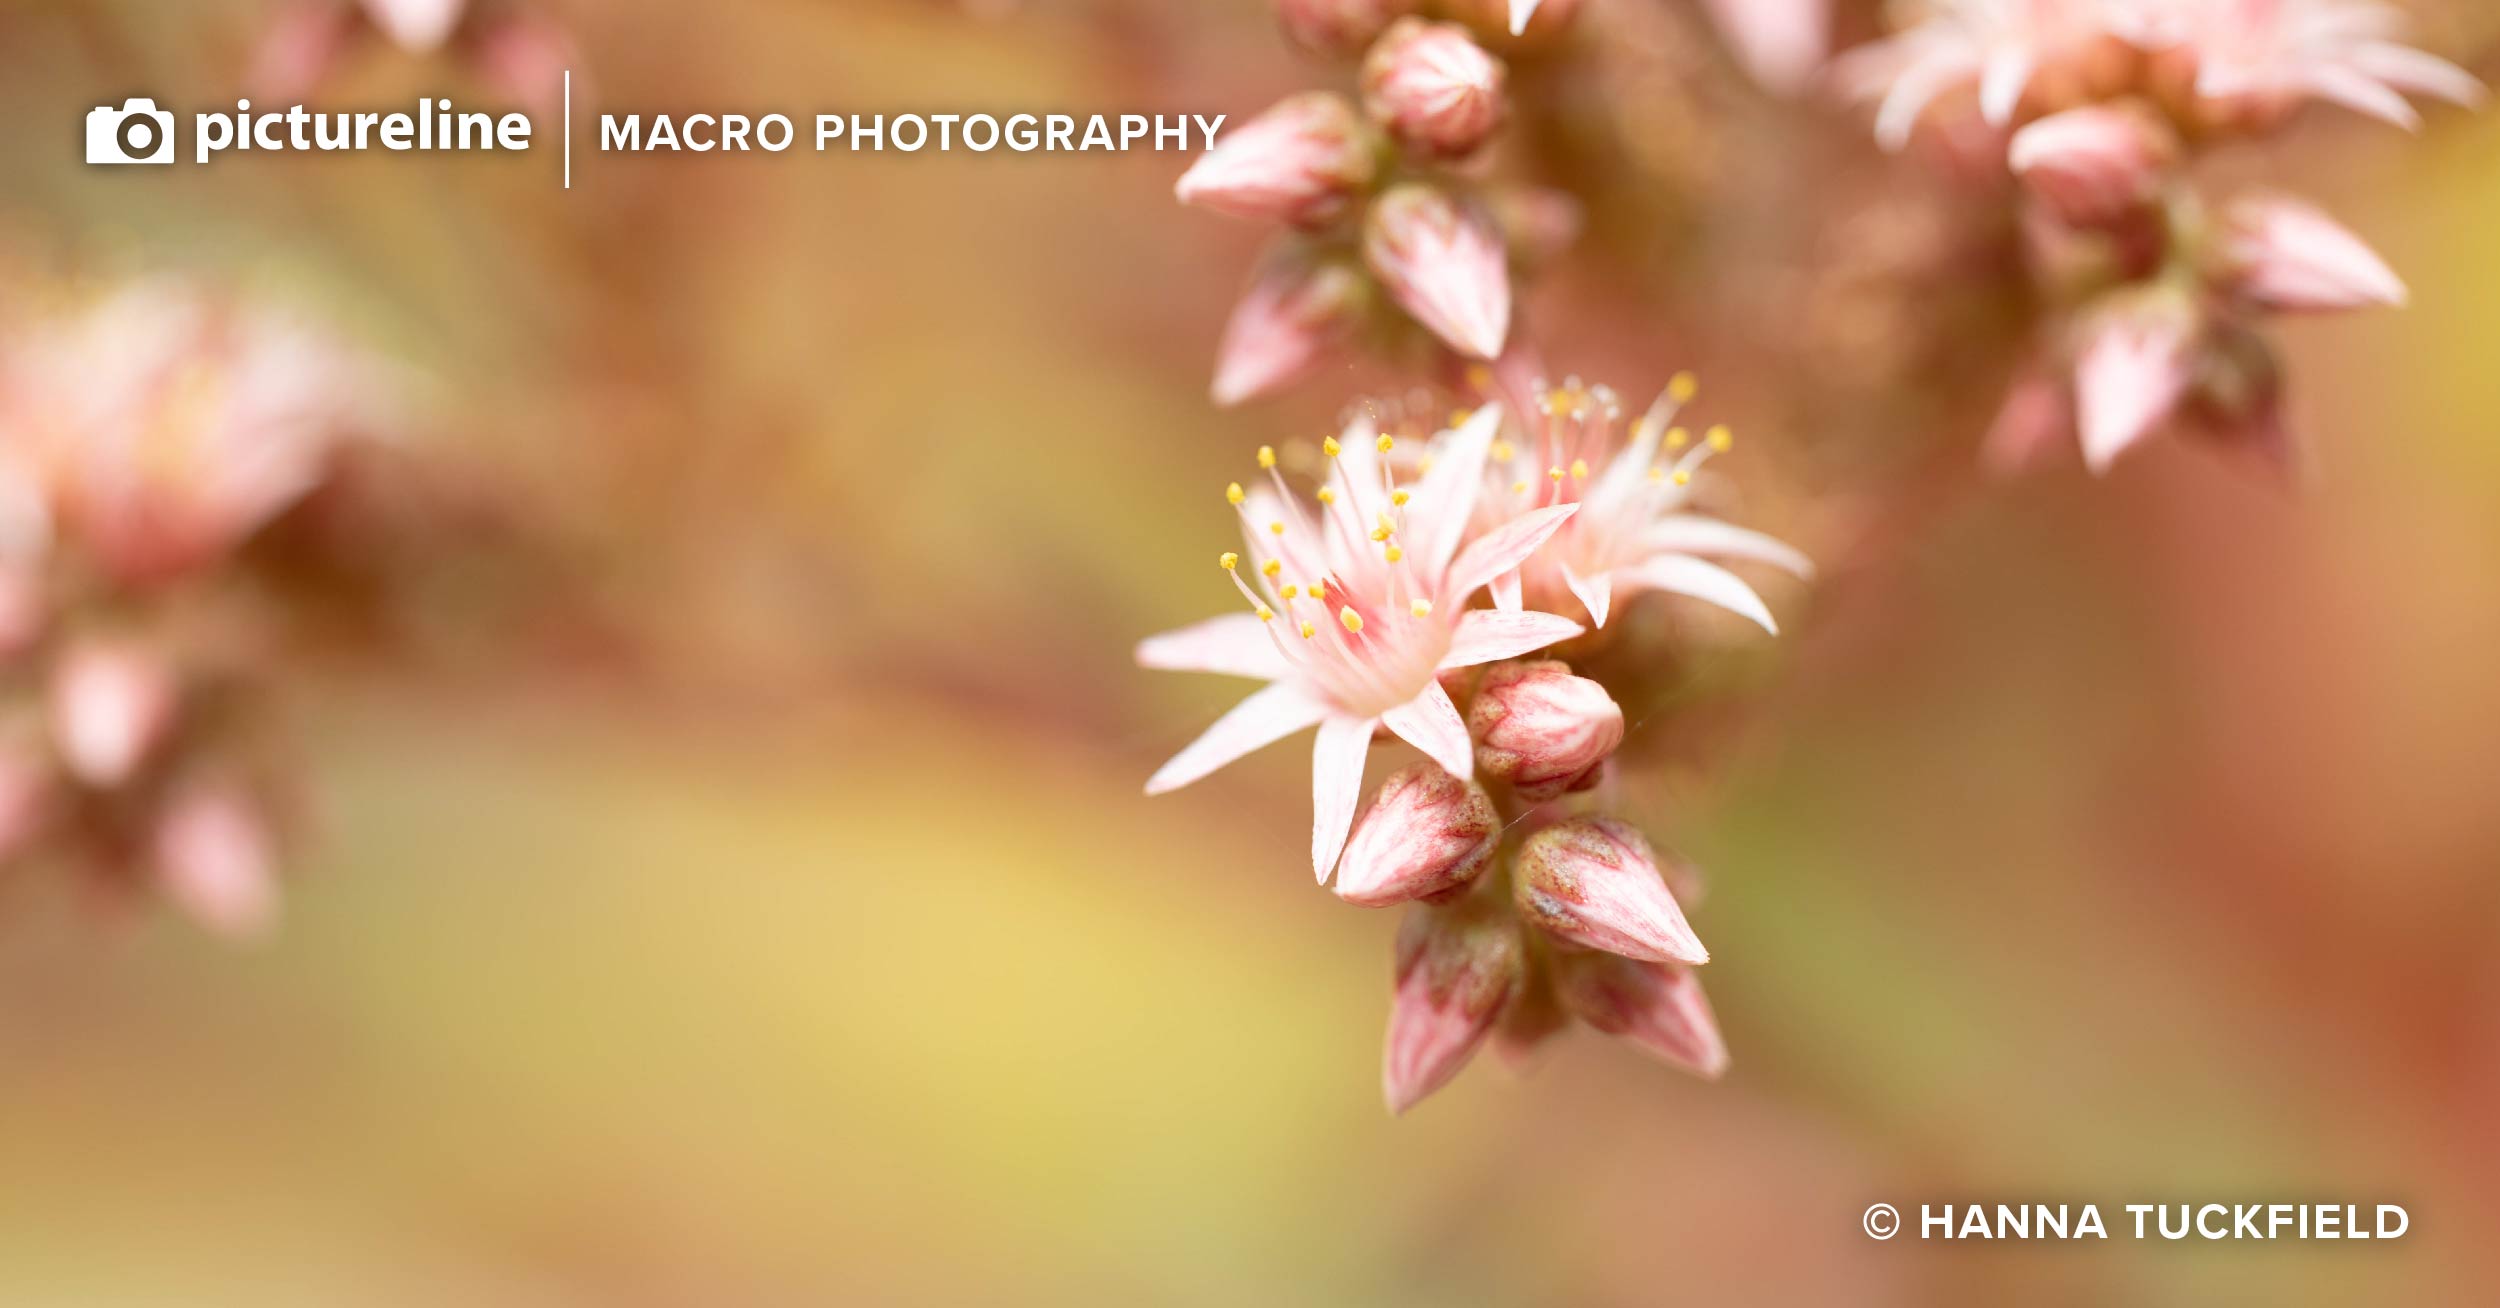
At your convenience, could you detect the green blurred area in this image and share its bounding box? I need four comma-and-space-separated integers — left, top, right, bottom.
5, 1, 2500, 1304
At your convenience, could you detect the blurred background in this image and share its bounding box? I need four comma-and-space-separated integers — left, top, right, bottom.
4, 0, 2500, 1303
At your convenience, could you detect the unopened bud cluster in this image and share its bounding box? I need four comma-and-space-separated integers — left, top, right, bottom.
1178, 0, 1597, 405
1841, 0, 2483, 477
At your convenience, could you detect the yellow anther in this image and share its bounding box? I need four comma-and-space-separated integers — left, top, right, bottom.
1410, 599, 1433, 618
1667, 371, 1699, 404
1391, 489, 1410, 507
1384, 545, 1404, 563
1262, 558, 1282, 578
1707, 424, 1733, 452
1672, 469, 1693, 486
1511, 480, 1531, 495
1323, 436, 1342, 459
1225, 482, 1245, 506
1570, 459, 1590, 481
1317, 486, 1337, 505
1545, 391, 1572, 417
1257, 445, 1276, 469
1256, 606, 1275, 622
1269, 521, 1286, 535
1665, 426, 1690, 450
1491, 440, 1515, 462
1465, 364, 1493, 389
1281, 584, 1301, 600
1548, 466, 1566, 482
1449, 410, 1469, 428
1300, 621, 1317, 639
1338, 606, 1365, 634
1370, 526, 1393, 543
1376, 434, 1395, 454
1648, 466, 1666, 482
1219, 552, 1240, 571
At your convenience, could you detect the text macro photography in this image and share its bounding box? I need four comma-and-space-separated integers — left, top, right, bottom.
4, 1, 2500, 1304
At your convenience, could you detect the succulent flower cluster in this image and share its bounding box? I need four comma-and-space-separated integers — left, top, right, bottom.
1837, 0, 2484, 476
1141, 378, 1807, 1111
0, 278, 386, 937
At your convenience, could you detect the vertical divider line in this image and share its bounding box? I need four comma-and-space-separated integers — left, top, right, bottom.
563, 70, 572, 190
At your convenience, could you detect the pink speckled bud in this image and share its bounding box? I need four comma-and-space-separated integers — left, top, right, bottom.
1212, 249, 1369, 406
2009, 103, 2178, 230
1364, 184, 1512, 360
1383, 894, 1523, 1113
1468, 660, 1623, 803
1335, 762, 1501, 907
2214, 195, 2407, 315
48, 639, 179, 789
1553, 950, 1728, 1078
1361, 19, 1506, 160
1175, 92, 1379, 229
1275, 0, 1419, 58
1513, 817, 1707, 965
154, 784, 280, 940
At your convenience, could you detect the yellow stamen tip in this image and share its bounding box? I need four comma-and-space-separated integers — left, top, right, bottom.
1384, 546, 1404, 563
1257, 445, 1276, 469
1269, 521, 1285, 535
1648, 466, 1666, 482
1338, 607, 1364, 634
1666, 426, 1690, 449
1390, 490, 1410, 507
1409, 599, 1433, 618
1323, 437, 1342, 459
1370, 527, 1392, 543
1261, 558, 1281, 578
1219, 552, 1239, 571
1570, 459, 1590, 480
1225, 482, 1245, 506
1491, 440, 1515, 462
1667, 371, 1698, 404
1548, 466, 1566, 482
1281, 585, 1300, 599
1300, 621, 1316, 639
1464, 365, 1492, 389
1257, 606, 1275, 622
1376, 434, 1395, 454
1672, 470, 1692, 486
1511, 481, 1530, 495
1707, 424, 1733, 452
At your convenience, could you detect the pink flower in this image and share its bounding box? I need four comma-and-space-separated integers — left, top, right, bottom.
1274, 0, 1420, 57
1699, 0, 1832, 95
1139, 406, 1586, 880
1383, 894, 1524, 1113
1175, 93, 1380, 229
2139, 0, 2484, 132
154, 784, 281, 941
48, 639, 179, 790
1553, 951, 1730, 1077
1362, 19, 1507, 160
1513, 817, 1709, 964
1837, 0, 2141, 150
2073, 288, 2200, 473
1363, 185, 1512, 360
1467, 659, 1623, 803
2008, 102, 2178, 228
1477, 378, 1809, 631
2214, 194, 2406, 313
1211, 251, 1369, 407
1336, 762, 1502, 907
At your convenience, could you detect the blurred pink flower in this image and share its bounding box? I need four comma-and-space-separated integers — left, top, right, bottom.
2139, 0, 2483, 131
1699, 0, 1832, 95
154, 784, 282, 941
1363, 185, 1513, 360
1478, 379, 1808, 631
2074, 288, 2200, 473
1362, 18, 1507, 160
1383, 894, 1524, 1112
1554, 951, 1730, 1077
1274, 0, 1420, 58
1838, 0, 2141, 149
1467, 659, 1623, 803
2214, 194, 2406, 313
1139, 406, 1584, 879
1175, 92, 1380, 229
1212, 252, 1369, 407
2008, 102, 2177, 227
1336, 762, 1502, 907
48, 639, 179, 790
1513, 817, 1710, 965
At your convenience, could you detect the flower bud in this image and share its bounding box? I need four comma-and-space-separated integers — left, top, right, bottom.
2073, 287, 2200, 475
2214, 195, 2407, 314
1468, 660, 1623, 803
2009, 103, 2178, 230
1212, 250, 1369, 406
362, 0, 465, 54
1335, 762, 1501, 907
48, 639, 179, 789
154, 784, 280, 940
1383, 895, 1524, 1113
1175, 92, 1379, 229
1513, 817, 1707, 964
1274, 0, 1418, 58
1363, 184, 1512, 360
1361, 19, 1506, 160
1553, 950, 1728, 1078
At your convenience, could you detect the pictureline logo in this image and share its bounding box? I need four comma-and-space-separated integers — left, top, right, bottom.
83, 95, 536, 166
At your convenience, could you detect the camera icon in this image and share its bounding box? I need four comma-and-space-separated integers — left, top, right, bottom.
87, 99, 176, 165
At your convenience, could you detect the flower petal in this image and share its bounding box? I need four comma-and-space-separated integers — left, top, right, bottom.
1136, 613, 1292, 681
2349, 42, 2485, 108
1621, 555, 1779, 634
1490, 569, 1523, 612
1562, 563, 1613, 629
1380, 681, 1473, 781
1312, 713, 1375, 881
1407, 403, 1502, 583
1443, 609, 1586, 668
1145, 681, 1328, 796
1642, 515, 1815, 578
1443, 503, 1577, 604
1979, 49, 2034, 126
1509, 0, 1540, 36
